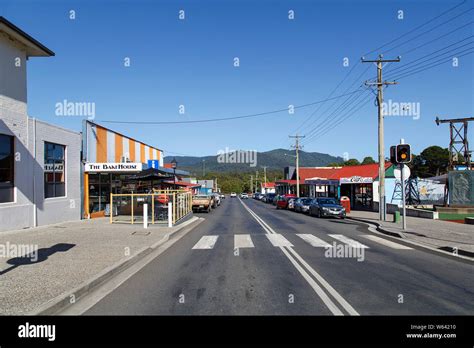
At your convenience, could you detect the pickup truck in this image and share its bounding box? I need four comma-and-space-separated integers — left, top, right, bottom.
192, 195, 212, 213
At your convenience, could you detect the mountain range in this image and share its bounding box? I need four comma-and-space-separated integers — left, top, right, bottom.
164, 149, 343, 174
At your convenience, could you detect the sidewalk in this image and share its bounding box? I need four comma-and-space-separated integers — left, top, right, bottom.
348, 210, 474, 257
0, 217, 201, 315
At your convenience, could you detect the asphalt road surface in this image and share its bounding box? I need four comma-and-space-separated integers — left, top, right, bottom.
85, 197, 474, 315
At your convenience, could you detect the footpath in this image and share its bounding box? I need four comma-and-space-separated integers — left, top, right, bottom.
0, 216, 202, 315
348, 210, 474, 258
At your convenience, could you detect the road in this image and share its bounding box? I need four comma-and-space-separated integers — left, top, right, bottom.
85, 197, 474, 315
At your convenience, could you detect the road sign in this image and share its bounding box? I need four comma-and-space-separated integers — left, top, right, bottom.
394, 165, 411, 181
148, 160, 160, 169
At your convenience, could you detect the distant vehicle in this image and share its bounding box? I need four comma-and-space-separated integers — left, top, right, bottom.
264, 193, 276, 204
192, 195, 212, 213
230, 192, 237, 198
220, 194, 225, 199
294, 198, 313, 214
211, 193, 221, 207
240, 193, 249, 199
256, 193, 264, 200
309, 197, 346, 219
276, 194, 296, 209
287, 198, 296, 210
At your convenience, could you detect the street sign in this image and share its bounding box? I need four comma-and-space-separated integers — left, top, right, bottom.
147, 160, 160, 169
394, 165, 411, 181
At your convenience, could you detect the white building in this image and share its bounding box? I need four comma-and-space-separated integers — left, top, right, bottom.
0, 17, 81, 232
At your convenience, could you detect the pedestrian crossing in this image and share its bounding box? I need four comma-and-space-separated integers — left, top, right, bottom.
191, 233, 412, 251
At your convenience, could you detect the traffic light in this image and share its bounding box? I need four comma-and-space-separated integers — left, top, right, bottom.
396, 144, 411, 163
390, 146, 397, 164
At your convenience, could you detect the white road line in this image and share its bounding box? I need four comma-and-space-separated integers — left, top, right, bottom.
239, 198, 359, 316
266, 234, 294, 247
361, 235, 413, 250
328, 234, 369, 249
297, 234, 333, 248
192, 235, 219, 250
234, 234, 255, 249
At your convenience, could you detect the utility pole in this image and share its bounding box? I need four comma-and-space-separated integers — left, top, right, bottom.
202, 160, 206, 177
263, 166, 268, 184
362, 54, 400, 221
256, 171, 260, 193
250, 175, 253, 193
289, 134, 305, 197
436, 116, 473, 170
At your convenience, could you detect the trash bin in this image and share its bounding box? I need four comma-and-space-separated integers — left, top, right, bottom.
393, 210, 400, 223
340, 196, 350, 214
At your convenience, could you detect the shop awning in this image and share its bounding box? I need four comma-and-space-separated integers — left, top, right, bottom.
128, 168, 174, 181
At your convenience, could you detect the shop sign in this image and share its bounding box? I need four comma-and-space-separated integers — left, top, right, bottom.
85, 162, 143, 172
44, 163, 64, 173
340, 176, 373, 184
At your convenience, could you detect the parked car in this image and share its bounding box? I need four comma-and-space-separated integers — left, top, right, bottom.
240, 193, 249, 199
256, 193, 264, 200
264, 193, 276, 204
294, 198, 313, 214
309, 197, 346, 219
287, 198, 296, 210
230, 192, 237, 198
276, 194, 297, 209
192, 195, 212, 213
220, 193, 225, 199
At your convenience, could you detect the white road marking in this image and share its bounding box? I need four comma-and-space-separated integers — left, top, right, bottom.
234, 234, 255, 249
265, 234, 294, 247
360, 235, 413, 250
297, 234, 333, 248
328, 234, 369, 249
192, 235, 219, 250
239, 198, 359, 316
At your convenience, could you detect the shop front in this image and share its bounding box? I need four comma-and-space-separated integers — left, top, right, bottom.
82, 120, 166, 218
339, 176, 374, 209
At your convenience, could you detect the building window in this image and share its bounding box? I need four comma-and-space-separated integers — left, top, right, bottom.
44, 142, 66, 198
0, 134, 14, 203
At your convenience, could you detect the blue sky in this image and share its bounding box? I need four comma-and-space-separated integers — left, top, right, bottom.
1, 0, 472, 161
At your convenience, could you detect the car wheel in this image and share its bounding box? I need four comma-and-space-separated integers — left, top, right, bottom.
317, 210, 321, 218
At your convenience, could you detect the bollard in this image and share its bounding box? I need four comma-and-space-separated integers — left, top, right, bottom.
168, 202, 173, 227
143, 203, 148, 229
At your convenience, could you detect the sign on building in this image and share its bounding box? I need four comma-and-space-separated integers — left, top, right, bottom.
84, 162, 143, 172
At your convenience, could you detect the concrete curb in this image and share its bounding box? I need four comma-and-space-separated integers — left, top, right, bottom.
347, 216, 474, 262
29, 216, 204, 315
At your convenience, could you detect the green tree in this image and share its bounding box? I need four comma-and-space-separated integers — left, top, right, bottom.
344, 158, 360, 166
361, 156, 376, 164
409, 146, 449, 178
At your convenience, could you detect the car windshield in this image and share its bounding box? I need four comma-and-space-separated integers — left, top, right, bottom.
302, 199, 313, 204
318, 198, 337, 205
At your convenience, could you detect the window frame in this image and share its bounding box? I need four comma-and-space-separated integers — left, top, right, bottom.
44, 141, 66, 199
0, 134, 15, 204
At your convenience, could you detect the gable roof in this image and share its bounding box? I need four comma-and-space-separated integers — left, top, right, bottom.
0, 16, 54, 57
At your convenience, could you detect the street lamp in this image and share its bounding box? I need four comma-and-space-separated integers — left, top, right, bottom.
171, 157, 177, 189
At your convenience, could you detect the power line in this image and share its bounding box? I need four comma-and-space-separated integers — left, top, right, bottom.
390, 49, 474, 81
384, 37, 473, 77
97, 89, 363, 125
380, 7, 473, 56
299, 2, 471, 142
363, 0, 468, 56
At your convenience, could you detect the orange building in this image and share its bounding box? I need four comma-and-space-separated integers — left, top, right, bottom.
82, 121, 163, 218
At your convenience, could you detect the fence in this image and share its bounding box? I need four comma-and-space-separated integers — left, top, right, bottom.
109, 190, 192, 225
